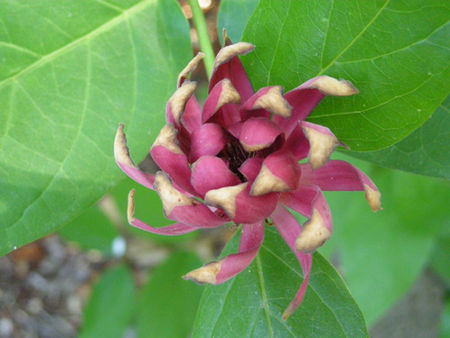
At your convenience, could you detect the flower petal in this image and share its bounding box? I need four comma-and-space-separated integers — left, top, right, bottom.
202, 79, 241, 123
205, 183, 278, 224
282, 122, 309, 161
273, 76, 358, 136
282, 185, 332, 253
190, 123, 227, 162
150, 125, 195, 195
183, 221, 264, 284
114, 124, 155, 190
191, 156, 241, 197
209, 42, 255, 103
251, 151, 300, 196
242, 86, 292, 119
239, 157, 263, 182
154, 172, 226, 228
239, 117, 282, 152
302, 121, 339, 170
300, 160, 381, 211
271, 205, 312, 321
177, 52, 204, 87
166, 80, 197, 127
127, 189, 198, 235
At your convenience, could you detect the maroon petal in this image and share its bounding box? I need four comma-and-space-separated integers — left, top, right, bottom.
282, 122, 309, 161
150, 125, 195, 195
302, 121, 339, 170
166, 80, 197, 127
282, 185, 332, 253
154, 172, 226, 228
190, 123, 227, 162
191, 156, 241, 197
205, 183, 278, 224
239, 157, 263, 182
251, 151, 300, 196
273, 76, 358, 136
300, 160, 381, 211
114, 124, 155, 190
271, 205, 312, 321
209, 42, 255, 103
183, 221, 264, 284
127, 190, 198, 235
239, 117, 282, 152
241, 86, 292, 119
202, 79, 241, 123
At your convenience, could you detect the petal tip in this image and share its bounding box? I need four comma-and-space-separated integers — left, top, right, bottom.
213, 42, 255, 71
127, 189, 136, 224
169, 80, 198, 124
114, 123, 136, 168
251, 164, 290, 196
302, 124, 338, 170
183, 261, 221, 284
154, 171, 194, 215
310, 76, 359, 96
205, 183, 247, 219
177, 53, 204, 87
253, 86, 292, 118
364, 184, 382, 212
295, 209, 331, 253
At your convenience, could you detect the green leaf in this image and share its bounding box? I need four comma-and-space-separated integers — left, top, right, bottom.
241, 0, 450, 151
429, 222, 450, 284
193, 227, 368, 337
348, 96, 450, 179
0, 0, 192, 256
80, 265, 135, 338
441, 299, 450, 338
217, 0, 259, 44
319, 155, 450, 324
59, 203, 120, 256
137, 252, 203, 338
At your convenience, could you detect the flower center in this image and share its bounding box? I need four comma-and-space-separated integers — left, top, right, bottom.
221, 137, 253, 182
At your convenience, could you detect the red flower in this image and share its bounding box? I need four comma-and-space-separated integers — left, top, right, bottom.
114, 42, 381, 320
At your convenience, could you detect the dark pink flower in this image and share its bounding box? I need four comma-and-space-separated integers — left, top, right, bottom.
114, 42, 381, 320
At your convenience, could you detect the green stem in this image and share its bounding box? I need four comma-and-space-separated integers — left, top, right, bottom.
188, 0, 215, 78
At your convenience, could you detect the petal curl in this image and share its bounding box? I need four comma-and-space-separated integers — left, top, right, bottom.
127, 189, 198, 235
191, 156, 241, 197
209, 42, 255, 103
166, 80, 197, 127
183, 221, 264, 284
205, 183, 278, 224
150, 125, 195, 195
241, 86, 292, 119
282, 122, 309, 161
281, 185, 332, 253
239, 117, 282, 152
302, 121, 339, 170
273, 76, 358, 136
114, 124, 155, 190
239, 157, 263, 182
202, 79, 241, 123
300, 160, 381, 211
177, 52, 204, 87
190, 123, 227, 162
154, 172, 226, 228
251, 151, 299, 196
271, 205, 312, 321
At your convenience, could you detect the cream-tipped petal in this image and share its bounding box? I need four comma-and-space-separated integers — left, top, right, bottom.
213, 42, 255, 71
295, 209, 331, 253
204, 183, 247, 219
251, 164, 290, 196
168, 80, 197, 125
177, 53, 205, 87
217, 79, 241, 108
154, 172, 194, 215
127, 189, 137, 223
252, 86, 292, 117
364, 183, 382, 212
152, 124, 183, 155
183, 262, 222, 284
309, 76, 359, 96
303, 123, 338, 170
114, 123, 135, 168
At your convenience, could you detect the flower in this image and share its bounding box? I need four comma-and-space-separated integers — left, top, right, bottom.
114, 41, 381, 320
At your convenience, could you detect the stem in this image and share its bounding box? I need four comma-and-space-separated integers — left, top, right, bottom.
188, 0, 215, 78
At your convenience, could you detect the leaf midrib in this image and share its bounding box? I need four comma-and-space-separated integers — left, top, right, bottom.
0, 0, 154, 89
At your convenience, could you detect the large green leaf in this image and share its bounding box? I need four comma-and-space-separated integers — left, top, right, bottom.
193, 227, 368, 337
0, 0, 192, 256
80, 265, 135, 338
242, 0, 450, 151
136, 252, 203, 338
318, 155, 450, 324
349, 96, 450, 179
217, 0, 259, 44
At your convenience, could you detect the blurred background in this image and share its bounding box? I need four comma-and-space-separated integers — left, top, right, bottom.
0, 1, 448, 337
